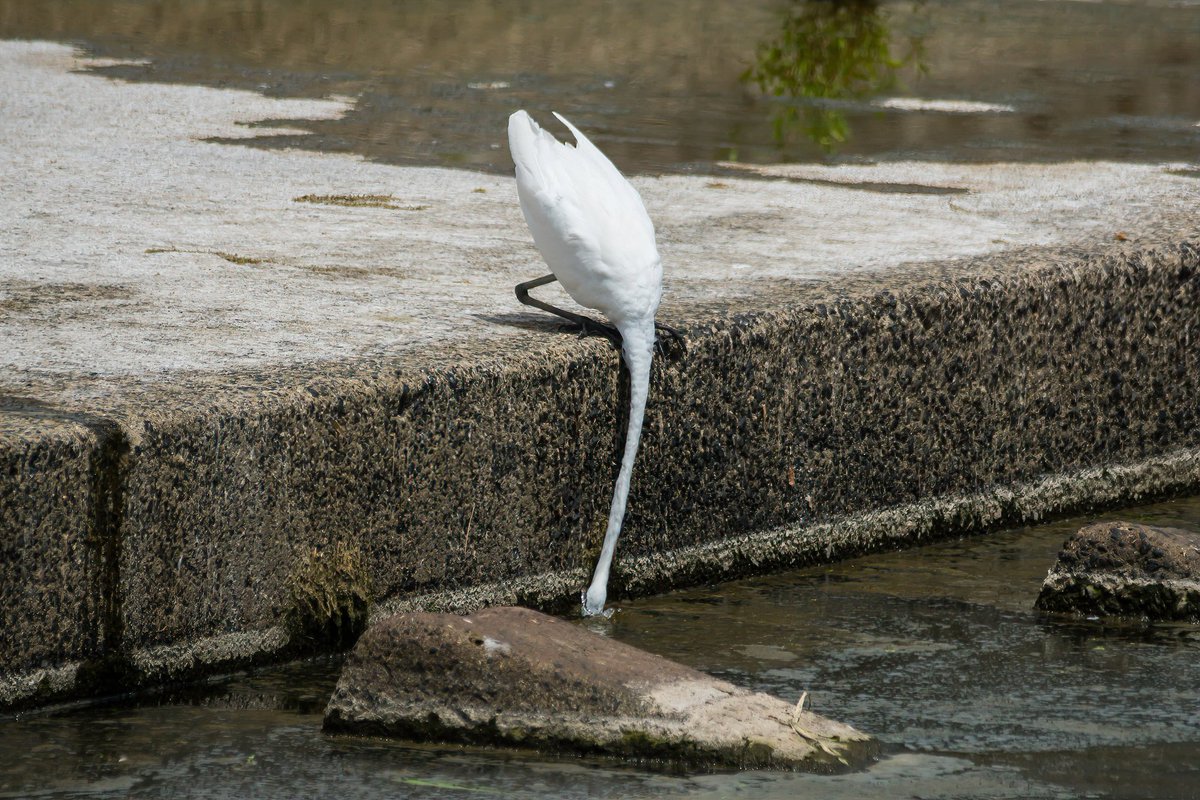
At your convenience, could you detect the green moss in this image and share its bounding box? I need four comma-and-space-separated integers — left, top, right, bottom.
617, 731, 780, 769
293, 193, 428, 211
739, 740, 777, 768
284, 542, 372, 650
213, 251, 264, 265
144, 246, 265, 265
618, 730, 666, 749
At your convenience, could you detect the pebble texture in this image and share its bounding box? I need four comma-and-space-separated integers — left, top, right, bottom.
324, 607, 874, 770
1035, 521, 1200, 620
0, 406, 113, 681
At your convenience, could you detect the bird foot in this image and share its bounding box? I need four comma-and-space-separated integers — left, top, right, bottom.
654, 321, 687, 360
552, 315, 684, 359
559, 317, 622, 350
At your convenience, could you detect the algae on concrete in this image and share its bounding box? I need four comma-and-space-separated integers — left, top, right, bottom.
293, 193, 429, 211
146, 247, 267, 266
284, 542, 372, 650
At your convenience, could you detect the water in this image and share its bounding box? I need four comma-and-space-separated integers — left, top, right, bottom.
3, 496, 1198, 799
1, 0, 1197, 174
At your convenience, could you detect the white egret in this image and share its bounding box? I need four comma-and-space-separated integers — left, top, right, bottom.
507, 109, 681, 617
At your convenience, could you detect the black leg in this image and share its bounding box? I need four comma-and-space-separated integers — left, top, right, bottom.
515, 274, 622, 349
515, 274, 686, 359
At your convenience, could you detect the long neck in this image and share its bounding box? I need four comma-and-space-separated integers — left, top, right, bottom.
583, 317, 655, 616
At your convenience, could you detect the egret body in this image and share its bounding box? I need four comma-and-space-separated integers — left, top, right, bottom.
508, 109, 664, 617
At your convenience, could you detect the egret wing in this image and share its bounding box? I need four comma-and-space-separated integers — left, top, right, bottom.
508, 110, 661, 322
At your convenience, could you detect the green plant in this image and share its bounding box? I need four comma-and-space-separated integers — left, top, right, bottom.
284, 542, 372, 650
743, 0, 927, 150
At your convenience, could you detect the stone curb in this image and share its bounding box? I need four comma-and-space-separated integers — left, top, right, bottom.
3, 239, 1199, 711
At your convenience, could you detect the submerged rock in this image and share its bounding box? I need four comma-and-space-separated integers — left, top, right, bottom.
1035, 521, 1200, 620
323, 606, 875, 771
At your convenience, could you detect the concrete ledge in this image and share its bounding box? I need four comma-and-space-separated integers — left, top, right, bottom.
9, 445, 1200, 710
0, 409, 118, 681
3, 239, 1199, 710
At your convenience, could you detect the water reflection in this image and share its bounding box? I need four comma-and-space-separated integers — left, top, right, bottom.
743, 0, 927, 150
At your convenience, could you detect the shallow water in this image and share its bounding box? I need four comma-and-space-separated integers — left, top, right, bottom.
1, 0, 1197, 173
3, 496, 1198, 799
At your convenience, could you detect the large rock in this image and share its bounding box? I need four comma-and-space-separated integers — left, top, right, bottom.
1035, 521, 1200, 620
323, 606, 875, 770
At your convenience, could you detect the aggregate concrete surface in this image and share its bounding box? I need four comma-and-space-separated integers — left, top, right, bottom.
2, 40, 1199, 708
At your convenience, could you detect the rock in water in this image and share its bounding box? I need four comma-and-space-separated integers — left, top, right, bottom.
323, 606, 875, 770
1035, 521, 1200, 620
